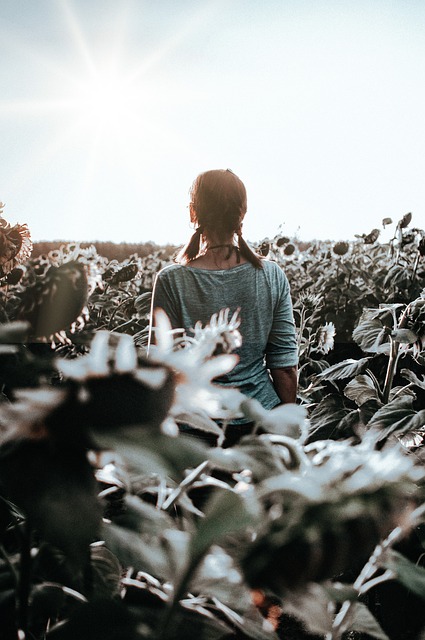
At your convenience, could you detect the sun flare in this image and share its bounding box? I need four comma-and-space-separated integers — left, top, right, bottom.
70, 68, 146, 131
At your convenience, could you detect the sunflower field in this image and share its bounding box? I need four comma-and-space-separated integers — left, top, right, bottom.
0, 202, 425, 640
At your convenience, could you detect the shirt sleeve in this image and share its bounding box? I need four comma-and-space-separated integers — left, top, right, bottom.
149, 268, 182, 343
265, 267, 299, 369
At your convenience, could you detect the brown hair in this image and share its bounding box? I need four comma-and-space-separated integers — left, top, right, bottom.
177, 169, 263, 268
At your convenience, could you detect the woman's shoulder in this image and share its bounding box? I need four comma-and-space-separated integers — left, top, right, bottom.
261, 258, 289, 288
156, 262, 185, 279
262, 258, 285, 276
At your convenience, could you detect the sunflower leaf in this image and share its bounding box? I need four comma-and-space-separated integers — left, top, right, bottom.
352, 319, 387, 353
316, 358, 370, 381
344, 375, 380, 406
383, 550, 425, 599
190, 490, 261, 560
346, 602, 390, 640
401, 369, 425, 390
306, 394, 351, 442
391, 329, 418, 344
93, 428, 208, 481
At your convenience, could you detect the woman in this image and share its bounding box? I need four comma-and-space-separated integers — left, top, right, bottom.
149, 169, 298, 443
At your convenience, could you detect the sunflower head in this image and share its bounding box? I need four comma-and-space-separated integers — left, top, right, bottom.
333, 241, 349, 256
316, 321, 336, 354
0, 206, 33, 279
295, 292, 322, 312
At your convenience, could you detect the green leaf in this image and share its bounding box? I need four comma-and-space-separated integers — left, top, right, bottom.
90, 543, 122, 599
346, 602, 390, 640
389, 386, 416, 402
353, 319, 387, 353
335, 408, 365, 437
383, 550, 425, 599
374, 303, 405, 317
211, 437, 287, 480
193, 547, 251, 613
94, 428, 208, 481
376, 342, 391, 355
391, 328, 418, 344
208, 447, 257, 473
317, 357, 370, 381
175, 411, 224, 439
307, 394, 351, 442
401, 368, 425, 390
113, 494, 176, 536
101, 521, 171, 580
344, 374, 380, 406
161, 529, 191, 577
360, 398, 383, 425
134, 291, 152, 315
190, 491, 261, 560
368, 398, 425, 442
258, 473, 323, 501
368, 395, 415, 428
261, 403, 307, 438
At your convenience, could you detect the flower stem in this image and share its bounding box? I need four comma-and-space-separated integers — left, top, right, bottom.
382, 337, 399, 404
382, 303, 410, 404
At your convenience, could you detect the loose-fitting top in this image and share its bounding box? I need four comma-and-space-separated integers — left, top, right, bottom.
150, 259, 298, 411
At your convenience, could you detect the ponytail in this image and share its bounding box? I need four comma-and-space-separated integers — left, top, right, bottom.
238, 232, 263, 269
176, 170, 262, 268
176, 226, 203, 265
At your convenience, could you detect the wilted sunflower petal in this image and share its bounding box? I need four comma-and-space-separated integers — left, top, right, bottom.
153, 308, 174, 353
200, 354, 239, 381
115, 334, 138, 373
134, 367, 169, 390
84, 331, 111, 376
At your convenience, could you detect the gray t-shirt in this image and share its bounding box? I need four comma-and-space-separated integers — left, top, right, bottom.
150, 259, 298, 411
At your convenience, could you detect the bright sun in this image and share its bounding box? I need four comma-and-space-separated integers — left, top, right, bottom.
0, 0, 200, 210
71, 68, 145, 132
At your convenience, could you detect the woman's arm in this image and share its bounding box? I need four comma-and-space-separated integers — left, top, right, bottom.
148, 268, 180, 351
265, 266, 298, 402
270, 365, 298, 404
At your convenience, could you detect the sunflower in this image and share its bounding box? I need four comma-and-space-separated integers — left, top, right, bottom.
0, 205, 33, 279
316, 321, 336, 354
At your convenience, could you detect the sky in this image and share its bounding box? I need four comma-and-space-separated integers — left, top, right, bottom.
0, 0, 424, 245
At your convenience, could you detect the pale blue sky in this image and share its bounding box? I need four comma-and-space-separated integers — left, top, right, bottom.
0, 0, 424, 244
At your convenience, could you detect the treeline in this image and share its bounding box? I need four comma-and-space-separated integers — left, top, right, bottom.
31, 240, 179, 262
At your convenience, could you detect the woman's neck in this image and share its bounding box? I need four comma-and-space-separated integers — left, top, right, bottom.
188, 236, 245, 270
203, 234, 235, 249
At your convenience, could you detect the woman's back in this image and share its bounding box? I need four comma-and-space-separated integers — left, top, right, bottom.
149, 167, 298, 414
151, 259, 298, 409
